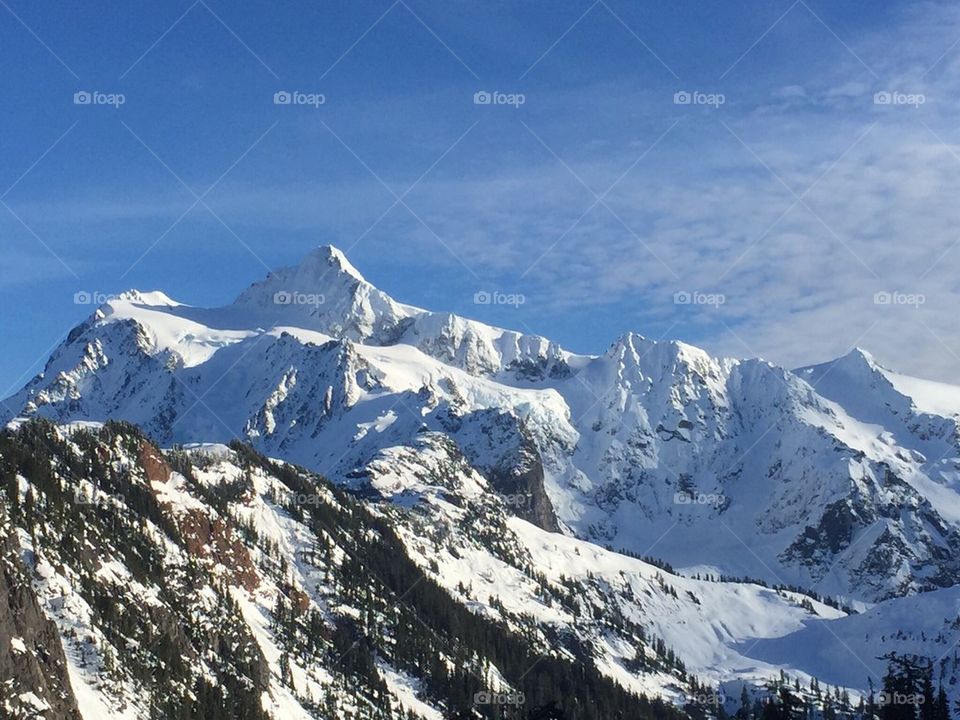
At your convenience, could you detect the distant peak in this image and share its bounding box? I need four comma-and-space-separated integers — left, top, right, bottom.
794, 346, 888, 380
835, 346, 884, 371
609, 332, 707, 359
300, 245, 366, 284
228, 244, 418, 340
609, 331, 649, 351
845, 346, 876, 363
232, 244, 375, 309
607, 332, 668, 366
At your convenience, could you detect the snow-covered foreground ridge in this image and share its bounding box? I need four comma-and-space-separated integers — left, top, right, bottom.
5, 420, 960, 720
5, 245, 960, 605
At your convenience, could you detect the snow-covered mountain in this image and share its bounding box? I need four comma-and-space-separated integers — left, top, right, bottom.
5, 245, 960, 606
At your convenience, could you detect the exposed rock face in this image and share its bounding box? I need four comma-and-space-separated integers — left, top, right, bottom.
138, 440, 171, 484
140, 438, 260, 592
176, 510, 260, 592
486, 440, 560, 533
442, 408, 561, 532
0, 521, 81, 720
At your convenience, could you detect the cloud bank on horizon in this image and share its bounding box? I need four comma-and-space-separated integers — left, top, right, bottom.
2, 0, 960, 388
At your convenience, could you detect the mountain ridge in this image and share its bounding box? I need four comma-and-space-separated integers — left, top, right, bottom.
4, 245, 960, 605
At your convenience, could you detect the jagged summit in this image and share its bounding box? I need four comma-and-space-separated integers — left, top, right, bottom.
229, 244, 417, 341
607, 331, 724, 363
315, 243, 367, 282
846, 345, 878, 364
270, 244, 367, 284
234, 244, 378, 307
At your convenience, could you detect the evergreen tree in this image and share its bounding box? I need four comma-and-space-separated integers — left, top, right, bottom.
880, 655, 925, 720
933, 685, 949, 720
919, 668, 935, 720
738, 685, 752, 720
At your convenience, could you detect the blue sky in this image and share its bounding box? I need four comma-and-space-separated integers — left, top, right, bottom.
2, 0, 960, 392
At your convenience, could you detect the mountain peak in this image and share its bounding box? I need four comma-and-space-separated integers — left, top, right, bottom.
229, 244, 416, 340
802, 346, 885, 379
607, 331, 715, 366
792, 346, 897, 406
301, 244, 367, 284
233, 244, 370, 309
607, 331, 650, 354
842, 346, 878, 366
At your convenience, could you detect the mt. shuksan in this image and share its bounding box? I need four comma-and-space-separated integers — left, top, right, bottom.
6, 245, 960, 605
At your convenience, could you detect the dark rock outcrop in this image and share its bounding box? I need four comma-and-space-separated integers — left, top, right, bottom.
0, 521, 81, 720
